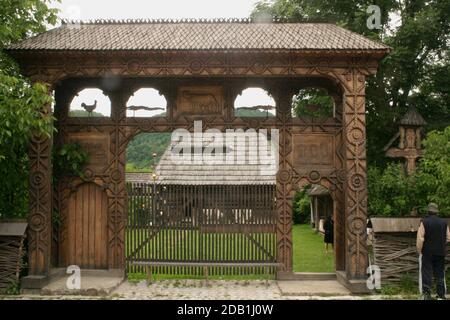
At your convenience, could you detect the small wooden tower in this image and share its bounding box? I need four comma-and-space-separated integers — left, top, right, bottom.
384, 105, 427, 175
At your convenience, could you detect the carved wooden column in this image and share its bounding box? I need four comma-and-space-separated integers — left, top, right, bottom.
51, 86, 73, 267
273, 86, 294, 272
159, 84, 177, 122
341, 70, 369, 280
23, 91, 53, 288
105, 84, 130, 270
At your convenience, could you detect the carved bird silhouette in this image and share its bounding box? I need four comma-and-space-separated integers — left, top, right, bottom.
81, 100, 97, 115
127, 106, 165, 111
127, 105, 165, 117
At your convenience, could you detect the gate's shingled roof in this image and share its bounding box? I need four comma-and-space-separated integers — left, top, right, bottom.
7, 20, 390, 52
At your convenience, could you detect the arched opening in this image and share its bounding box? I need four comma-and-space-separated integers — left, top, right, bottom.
234, 87, 276, 117
124, 128, 278, 279
126, 88, 167, 118
291, 88, 335, 119
292, 184, 335, 273
69, 88, 111, 117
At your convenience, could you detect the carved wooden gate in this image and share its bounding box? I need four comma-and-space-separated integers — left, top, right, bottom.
126, 183, 277, 275
9, 20, 390, 289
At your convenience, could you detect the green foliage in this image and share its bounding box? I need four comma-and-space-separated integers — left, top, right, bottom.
0, 0, 59, 73
368, 127, 450, 217
379, 273, 419, 297
0, 0, 59, 219
292, 187, 311, 224
292, 88, 334, 117
415, 127, 450, 214
126, 133, 172, 171
53, 143, 89, 177
252, 0, 450, 166
0, 73, 54, 160
0, 73, 54, 219
367, 163, 418, 216
3, 280, 21, 295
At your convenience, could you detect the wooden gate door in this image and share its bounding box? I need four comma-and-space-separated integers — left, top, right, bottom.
126, 183, 277, 276
61, 183, 108, 268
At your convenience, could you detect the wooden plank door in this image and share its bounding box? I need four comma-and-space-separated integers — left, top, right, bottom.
65, 183, 108, 269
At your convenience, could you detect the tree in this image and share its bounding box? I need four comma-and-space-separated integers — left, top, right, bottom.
292, 88, 334, 118
367, 126, 450, 217
415, 126, 450, 215
0, 0, 59, 219
292, 187, 311, 224
252, 0, 450, 166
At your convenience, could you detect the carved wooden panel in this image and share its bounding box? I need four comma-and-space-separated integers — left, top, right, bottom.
68, 132, 110, 174
292, 134, 335, 169
175, 85, 224, 117
28, 133, 53, 275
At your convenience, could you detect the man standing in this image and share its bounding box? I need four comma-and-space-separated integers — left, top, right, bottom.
417, 203, 450, 300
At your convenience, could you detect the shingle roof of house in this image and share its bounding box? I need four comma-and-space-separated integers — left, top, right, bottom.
125, 172, 153, 183
307, 184, 330, 196
153, 132, 277, 185
7, 19, 390, 52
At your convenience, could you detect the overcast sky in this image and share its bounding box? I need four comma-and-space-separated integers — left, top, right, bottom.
51, 0, 259, 21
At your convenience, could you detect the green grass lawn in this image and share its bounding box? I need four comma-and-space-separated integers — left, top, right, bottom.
292, 224, 334, 273
126, 223, 334, 279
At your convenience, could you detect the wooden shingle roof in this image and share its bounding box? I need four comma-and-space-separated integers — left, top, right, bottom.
154, 133, 277, 185
307, 184, 330, 196
8, 19, 390, 52
399, 106, 427, 127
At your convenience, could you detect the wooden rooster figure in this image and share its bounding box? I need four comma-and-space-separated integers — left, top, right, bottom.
81, 100, 97, 116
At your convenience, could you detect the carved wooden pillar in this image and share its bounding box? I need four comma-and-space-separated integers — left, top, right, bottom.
273, 86, 294, 272
105, 85, 130, 269
341, 70, 369, 279
25, 94, 53, 286
159, 84, 177, 122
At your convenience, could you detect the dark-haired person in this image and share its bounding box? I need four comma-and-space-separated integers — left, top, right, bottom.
323, 216, 334, 254
417, 203, 450, 300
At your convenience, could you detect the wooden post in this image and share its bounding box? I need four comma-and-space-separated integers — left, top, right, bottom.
146, 265, 152, 285
203, 266, 209, 286
22, 98, 53, 288
265, 266, 269, 287
341, 71, 369, 280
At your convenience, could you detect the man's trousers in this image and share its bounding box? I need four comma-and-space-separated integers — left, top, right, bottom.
420, 254, 446, 298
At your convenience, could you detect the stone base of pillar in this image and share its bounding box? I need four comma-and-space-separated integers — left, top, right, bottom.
336, 270, 371, 294
21, 275, 49, 290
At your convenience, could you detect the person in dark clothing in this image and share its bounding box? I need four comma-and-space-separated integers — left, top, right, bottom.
324, 216, 334, 254
416, 203, 450, 300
